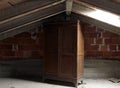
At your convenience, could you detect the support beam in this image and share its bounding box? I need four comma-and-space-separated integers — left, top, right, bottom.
66, 0, 73, 15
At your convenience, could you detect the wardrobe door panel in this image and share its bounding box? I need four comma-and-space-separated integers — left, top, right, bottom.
58, 26, 77, 78
44, 27, 58, 76
45, 53, 58, 75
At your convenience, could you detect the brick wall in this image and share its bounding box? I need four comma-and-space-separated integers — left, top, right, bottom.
0, 30, 44, 60
82, 22, 120, 60
0, 22, 120, 60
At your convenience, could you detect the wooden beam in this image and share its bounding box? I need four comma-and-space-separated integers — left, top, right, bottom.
75, 0, 120, 14
112, 0, 120, 3
0, 0, 55, 21
0, 0, 120, 40
72, 13, 120, 35
66, 0, 73, 15
0, 0, 65, 24
72, 0, 120, 34
0, 0, 65, 40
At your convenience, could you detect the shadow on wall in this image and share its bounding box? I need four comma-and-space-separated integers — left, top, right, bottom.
0, 58, 120, 79
84, 58, 120, 78
0, 59, 43, 78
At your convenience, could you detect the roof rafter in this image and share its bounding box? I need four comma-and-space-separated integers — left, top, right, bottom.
0, 0, 120, 40
0, 0, 65, 40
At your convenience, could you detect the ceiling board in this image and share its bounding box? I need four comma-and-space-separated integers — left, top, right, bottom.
0, 0, 27, 10
8, 0, 27, 5
72, 0, 120, 34
0, 0, 120, 40
0, 0, 10, 10
77, 0, 120, 14
112, 0, 120, 3
0, 0, 65, 40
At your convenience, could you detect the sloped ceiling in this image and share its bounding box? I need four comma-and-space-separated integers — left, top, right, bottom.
0, 0, 27, 10
113, 0, 120, 3
0, 0, 120, 40
0, 0, 65, 40
72, 0, 120, 34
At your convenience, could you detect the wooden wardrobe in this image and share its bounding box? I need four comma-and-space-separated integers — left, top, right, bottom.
43, 20, 84, 88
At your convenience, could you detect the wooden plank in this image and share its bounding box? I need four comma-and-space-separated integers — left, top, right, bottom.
0, 0, 65, 40
66, 0, 73, 15
0, 0, 64, 21
0, 0, 11, 10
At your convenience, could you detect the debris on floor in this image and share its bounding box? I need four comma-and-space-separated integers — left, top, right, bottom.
109, 78, 120, 83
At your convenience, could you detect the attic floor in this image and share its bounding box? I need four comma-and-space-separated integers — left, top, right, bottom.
0, 78, 120, 88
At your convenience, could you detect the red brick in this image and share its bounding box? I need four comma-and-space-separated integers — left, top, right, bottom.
0, 41, 2, 44
31, 50, 44, 57
16, 38, 36, 45
0, 31, 45, 59
0, 44, 12, 50
85, 51, 103, 57
23, 51, 32, 57
108, 57, 120, 60
109, 45, 117, 51
81, 22, 89, 26
14, 32, 31, 38
15, 51, 23, 57
103, 31, 120, 38
85, 45, 99, 51
102, 51, 112, 57
2, 37, 17, 44
38, 32, 44, 37
96, 38, 102, 44
1, 50, 15, 56
105, 39, 112, 44
111, 39, 120, 44
0, 56, 3, 59
111, 52, 120, 57
19, 44, 39, 51
81, 22, 89, 29
36, 37, 45, 45
84, 38, 94, 44
118, 45, 120, 51
101, 45, 108, 51
96, 28, 104, 32
84, 32, 101, 38
83, 24, 96, 33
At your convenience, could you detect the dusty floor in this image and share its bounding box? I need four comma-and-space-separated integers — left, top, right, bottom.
0, 78, 120, 88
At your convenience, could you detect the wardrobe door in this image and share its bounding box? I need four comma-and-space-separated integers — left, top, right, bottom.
58, 25, 77, 79
44, 27, 58, 76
